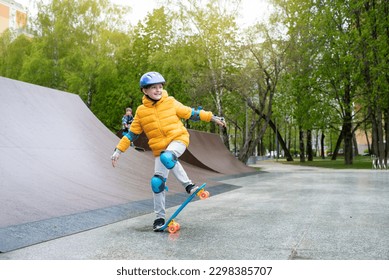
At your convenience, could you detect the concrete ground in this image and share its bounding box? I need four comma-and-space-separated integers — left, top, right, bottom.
0, 161, 388, 260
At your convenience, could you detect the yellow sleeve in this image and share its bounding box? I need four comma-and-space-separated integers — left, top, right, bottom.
116, 136, 131, 152
174, 99, 192, 119
199, 110, 213, 122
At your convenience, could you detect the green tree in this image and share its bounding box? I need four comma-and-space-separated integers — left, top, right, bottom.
0, 32, 32, 79
236, 21, 290, 163
352, 0, 389, 167
166, 0, 243, 148
18, 0, 131, 130
271, 0, 337, 162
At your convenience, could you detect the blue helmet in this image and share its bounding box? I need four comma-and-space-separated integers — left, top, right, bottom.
139, 72, 166, 88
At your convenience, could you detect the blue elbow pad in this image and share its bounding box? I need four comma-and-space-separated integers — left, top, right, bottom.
189, 107, 201, 121
124, 131, 139, 142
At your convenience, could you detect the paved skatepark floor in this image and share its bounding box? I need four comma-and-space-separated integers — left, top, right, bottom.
1, 161, 388, 261
2, 77, 388, 280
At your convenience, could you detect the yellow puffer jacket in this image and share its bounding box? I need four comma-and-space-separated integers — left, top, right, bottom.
116, 90, 213, 156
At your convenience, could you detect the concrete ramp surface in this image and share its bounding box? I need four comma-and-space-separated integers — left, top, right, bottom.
131, 130, 254, 175
1, 77, 156, 228
184, 129, 254, 174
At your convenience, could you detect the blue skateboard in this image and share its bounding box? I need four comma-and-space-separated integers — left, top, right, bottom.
160, 183, 210, 233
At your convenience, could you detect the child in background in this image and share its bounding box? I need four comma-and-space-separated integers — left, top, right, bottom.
121, 107, 133, 135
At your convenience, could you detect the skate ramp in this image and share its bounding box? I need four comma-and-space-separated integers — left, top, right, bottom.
183, 130, 254, 175
0, 77, 236, 252
127, 130, 254, 175
0, 76, 157, 228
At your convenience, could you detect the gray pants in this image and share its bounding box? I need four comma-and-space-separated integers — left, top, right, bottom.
153, 141, 192, 219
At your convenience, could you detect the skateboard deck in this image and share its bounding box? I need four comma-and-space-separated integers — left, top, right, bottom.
159, 183, 209, 233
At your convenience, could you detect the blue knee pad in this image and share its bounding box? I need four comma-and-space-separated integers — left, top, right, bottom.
160, 150, 177, 169
151, 174, 166, 193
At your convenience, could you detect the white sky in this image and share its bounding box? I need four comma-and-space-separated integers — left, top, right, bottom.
16, 0, 271, 27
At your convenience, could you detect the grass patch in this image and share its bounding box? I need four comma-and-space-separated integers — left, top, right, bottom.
277, 155, 374, 169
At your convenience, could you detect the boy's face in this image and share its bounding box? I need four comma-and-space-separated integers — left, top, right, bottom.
143, 84, 163, 101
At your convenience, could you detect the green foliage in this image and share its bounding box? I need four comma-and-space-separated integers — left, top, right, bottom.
0, 33, 32, 79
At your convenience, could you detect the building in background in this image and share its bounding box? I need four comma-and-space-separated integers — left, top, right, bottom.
0, 0, 27, 35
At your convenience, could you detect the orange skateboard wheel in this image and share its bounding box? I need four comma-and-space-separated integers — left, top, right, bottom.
168, 222, 180, 233
168, 227, 176, 233
199, 190, 210, 200
168, 224, 177, 233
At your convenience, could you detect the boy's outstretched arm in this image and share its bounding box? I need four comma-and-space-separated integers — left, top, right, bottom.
175, 101, 226, 128
186, 106, 226, 127
111, 131, 139, 167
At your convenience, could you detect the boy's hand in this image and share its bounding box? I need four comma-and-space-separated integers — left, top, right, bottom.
211, 115, 226, 127
111, 148, 122, 167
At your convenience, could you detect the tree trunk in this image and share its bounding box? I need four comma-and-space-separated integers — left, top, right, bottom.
343, 81, 353, 165
385, 109, 389, 165
299, 127, 305, 162
257, 125, 262, 156
307, 129, 313, 161
234, 121, 238, 156
221, 126, 229, 151
376, 107, 385, 167
352, 131, 359, 156
238, 118, 261, 163
86, 75, 95, 108
288, 122, 292, 151
370, 108, 378, 157
321, 131, 325, 159
331, 129, 343, 161
364, 129, 371, 155
267, 118, 294, 161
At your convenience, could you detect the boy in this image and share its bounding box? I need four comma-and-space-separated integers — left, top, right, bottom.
111, 71, 225, 231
